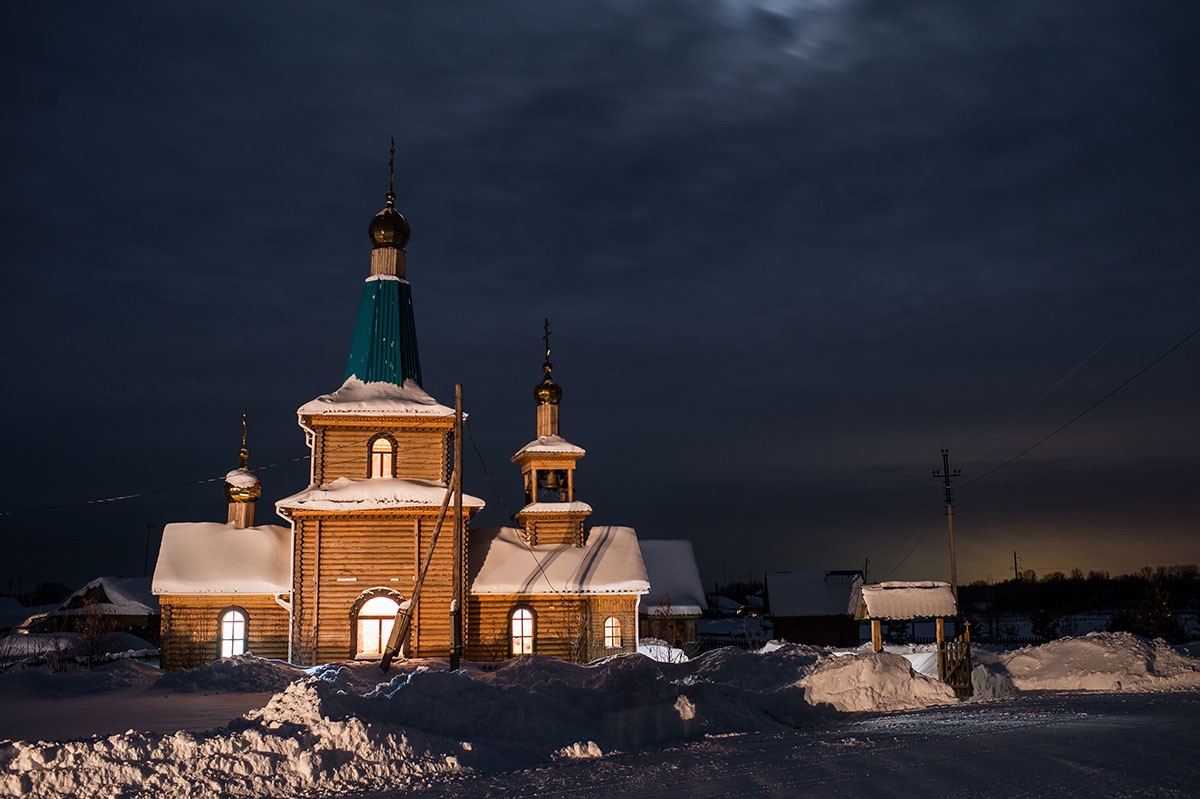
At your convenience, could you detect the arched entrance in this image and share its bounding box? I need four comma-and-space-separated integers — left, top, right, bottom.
350, 589, 407, 659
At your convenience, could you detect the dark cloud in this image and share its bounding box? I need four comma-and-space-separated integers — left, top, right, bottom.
2, 0, 1197, 589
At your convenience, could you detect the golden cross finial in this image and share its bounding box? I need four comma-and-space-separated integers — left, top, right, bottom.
387, 137, 395, 202
542, 318, 553, 374
239, 408, 249, 469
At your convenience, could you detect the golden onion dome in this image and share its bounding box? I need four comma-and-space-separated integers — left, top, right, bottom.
369, 191, 411, 249
224, 448, 262, 503
535, 374, 562, 405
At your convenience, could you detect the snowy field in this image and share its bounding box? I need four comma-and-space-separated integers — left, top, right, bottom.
1, 632, 1198, 798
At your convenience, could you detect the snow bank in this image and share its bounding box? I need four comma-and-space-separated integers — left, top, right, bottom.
156, 656, 303, 694
1, 647, 957, 798
0, 660, 161, 698
637, 638, 688, 663
1000, 632, 1200, 692
801, 651, 956, 711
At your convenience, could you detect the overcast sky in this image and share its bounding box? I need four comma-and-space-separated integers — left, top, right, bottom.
2, 0, 1197, 592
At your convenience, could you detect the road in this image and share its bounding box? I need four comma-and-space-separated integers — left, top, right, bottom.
357, 692, 1200, 798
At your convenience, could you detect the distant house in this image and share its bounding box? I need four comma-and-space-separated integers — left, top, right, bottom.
24, 577, 161, 644
638, 540, 707, 648
765, 571, 863, 647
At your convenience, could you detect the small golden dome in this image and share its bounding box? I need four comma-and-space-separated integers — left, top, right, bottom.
369, 192, 411, 249
535, 374, 562, 405
224, 446, 261, 503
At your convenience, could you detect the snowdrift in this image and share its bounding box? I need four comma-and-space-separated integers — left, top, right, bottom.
0, 645, 952, 798
998, 631, 1200, 692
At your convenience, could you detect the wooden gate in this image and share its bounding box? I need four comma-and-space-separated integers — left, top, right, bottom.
937, 621, 973, 698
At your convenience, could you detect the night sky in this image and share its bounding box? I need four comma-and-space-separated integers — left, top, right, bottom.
3, 1, 1197, 593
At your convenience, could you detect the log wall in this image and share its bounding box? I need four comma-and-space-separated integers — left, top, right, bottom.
520, 515, 587, 546
290, 511, 470, 665
465, 593, 639, 663
159, 594, 289, 671
309, 424, 452, 484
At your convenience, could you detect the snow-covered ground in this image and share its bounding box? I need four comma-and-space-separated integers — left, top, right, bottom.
1, 633, 1198, 798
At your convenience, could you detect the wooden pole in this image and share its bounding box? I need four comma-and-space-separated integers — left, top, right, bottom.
380, 470, 455, 672
450, 384, 464, 670
936, 617, 946, 681
871, 619, 882, 652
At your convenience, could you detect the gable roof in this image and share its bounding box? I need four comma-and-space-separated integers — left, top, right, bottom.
639, 539, 707, 616
766, 571, 863, 617
860, 581, 957, 620
57, 577, 159, 616
152, 522, 291, 595
469, 526, 649, 596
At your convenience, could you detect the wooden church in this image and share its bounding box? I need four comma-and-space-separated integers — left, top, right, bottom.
152, 165, 651, 669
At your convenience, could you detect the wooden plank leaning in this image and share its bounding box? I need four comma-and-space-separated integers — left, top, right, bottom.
380, 468, 456, 673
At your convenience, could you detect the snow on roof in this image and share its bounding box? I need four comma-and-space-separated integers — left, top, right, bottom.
515, 501, 593, 515
277, 477, 485, 512
766, 571, 863, 617
153, 523, 292, 595
469, 526, 650, 595
57, 578, 159, 616
224, 468, 259, 489
512, 435, 585, 458
0, 596, 30, 627
861, 581, 957, 620
297, 377, 454, 417
639, 540, 707, 616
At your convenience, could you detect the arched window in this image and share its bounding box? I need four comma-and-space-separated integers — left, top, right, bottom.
604, 616, 622, 648
370, 436, 395, 479
510, 607, 535, 655
219, 608, 247, 657
357, 595, 400, 656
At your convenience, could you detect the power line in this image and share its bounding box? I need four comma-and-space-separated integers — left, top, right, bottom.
959, 324, 1200, 490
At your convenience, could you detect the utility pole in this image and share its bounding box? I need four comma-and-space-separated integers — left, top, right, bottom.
863, 558, 870, 583
450, 384, 464, 670
933, 449, 961, 602
1014, 551, 1019, 582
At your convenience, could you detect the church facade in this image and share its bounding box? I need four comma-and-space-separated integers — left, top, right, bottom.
152, 172, 650, 669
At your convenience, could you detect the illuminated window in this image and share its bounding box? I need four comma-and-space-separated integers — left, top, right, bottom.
357, 596, 400, 655
511, 607, 534, 655
370, 437, 395, 478
220, 609, 246, 657
604, 616, 622, 648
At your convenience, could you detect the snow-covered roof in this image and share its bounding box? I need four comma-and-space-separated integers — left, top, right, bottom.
515, 501, 593, 515
297, 377, 454, 417
277, 477, 485, 512
153, 523, 292, 595
639, 540, 707, 616
766, 571, 863, 617
224, 468, 259, 489
0, 597, 30, 628
469, 526, 650, 596
512, 435, 585, 458
861, 581, 957, 620
57, 577, 159, 616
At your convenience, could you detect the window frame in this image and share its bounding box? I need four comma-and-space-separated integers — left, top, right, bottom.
218, 606, 249, 658
349, 588, 407, 659
509, 605, 537, 656
367, 433, 398, 479
603, 615, 622, 648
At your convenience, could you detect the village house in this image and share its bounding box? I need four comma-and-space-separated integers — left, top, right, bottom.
152, 166, 675, 669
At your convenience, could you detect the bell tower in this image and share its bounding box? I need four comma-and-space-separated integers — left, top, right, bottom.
511, 320, 591, 546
